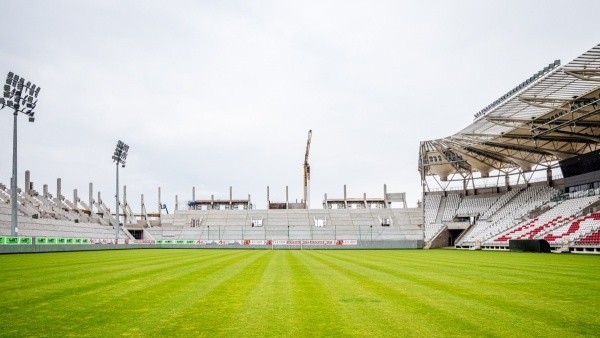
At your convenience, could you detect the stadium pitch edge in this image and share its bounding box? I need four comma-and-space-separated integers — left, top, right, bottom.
0, 240, 425, 254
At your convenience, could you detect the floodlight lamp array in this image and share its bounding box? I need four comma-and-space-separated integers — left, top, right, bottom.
112, 140, 129, 167
1, 71, 41, 122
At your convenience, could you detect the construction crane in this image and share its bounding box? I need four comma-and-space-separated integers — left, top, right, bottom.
303, 129, 312, 209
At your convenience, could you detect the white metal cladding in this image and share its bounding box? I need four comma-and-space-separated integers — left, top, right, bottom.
420, 43, 600, 178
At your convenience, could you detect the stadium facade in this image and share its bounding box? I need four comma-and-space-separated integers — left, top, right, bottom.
420, 43, 600, 253
2, 43, 600, 254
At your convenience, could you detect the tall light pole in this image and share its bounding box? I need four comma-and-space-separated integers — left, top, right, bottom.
112, 140, 129, 240
1, 72, 41, 237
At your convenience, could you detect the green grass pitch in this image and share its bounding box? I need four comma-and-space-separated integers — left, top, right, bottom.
1, 249, 599, 337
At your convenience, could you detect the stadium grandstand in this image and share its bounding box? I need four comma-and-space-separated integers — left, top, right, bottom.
420, 43, 600, 254
2, 43, 600, 254
0, 170, 423, 251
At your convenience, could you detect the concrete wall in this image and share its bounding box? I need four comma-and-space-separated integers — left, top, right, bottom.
0, 240, 424, 254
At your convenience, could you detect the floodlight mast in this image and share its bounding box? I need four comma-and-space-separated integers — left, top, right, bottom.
1, 72, 41, 237
112, 140, 129, 240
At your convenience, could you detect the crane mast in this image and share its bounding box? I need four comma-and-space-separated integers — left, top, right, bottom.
303, 130, 312, 209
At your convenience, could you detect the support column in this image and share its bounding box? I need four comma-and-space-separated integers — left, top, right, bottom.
141, 194, 145, 219
383, 184, 388, 208
89, 183, 94, 213
266, 186, 270, 208
343, 185, 347, 209
285, 186, 289, 209
24, 170, 31, 195
56, 178, 62, 208
158, 187, 162, 225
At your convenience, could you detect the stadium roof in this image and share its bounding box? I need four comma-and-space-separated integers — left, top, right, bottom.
419, 43, 600, 180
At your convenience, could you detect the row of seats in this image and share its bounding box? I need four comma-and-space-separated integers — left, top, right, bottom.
575, 229, 600, 245
544, 213, 600, 244
441, 194, 461, 222
489, 195, 600, 244
148, 208, 424, 241
424, 194, 441, 224
0, 202, 124, 239
458, 186, 560, 244
455, 195, 499, 217
424, 223, 444, 242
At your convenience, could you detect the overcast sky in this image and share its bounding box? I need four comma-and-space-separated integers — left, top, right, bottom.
1, 0, 599, 211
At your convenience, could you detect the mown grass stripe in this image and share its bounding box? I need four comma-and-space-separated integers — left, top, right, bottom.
0, 249, 599, 337
305, 250, 488, 336
316, 250, 600, 336
233, 250, 297, 336
152, 250, 272, 337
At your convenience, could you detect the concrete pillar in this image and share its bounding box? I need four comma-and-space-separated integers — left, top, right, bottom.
141, 194, 146, 220
248, 194, 251, 209
343, 185, 347, 208
211, 194, 214, 209
384, 184, 389, 208
229, 186, 232, 206
158, 187, 162, 225
175, 194, 179, 211
363, 192, 367, 208
323, 193, 328, 209
267, 186, 270, 206
89, 183, 94, 211
56, 178, 62, 208
43, 184, 48, 198
158, 187, 162, 216
286, 186, 289, 209
192, 186, 196, 201
73, 189, 78, 204
24, 170, 31, 195
547, 168, 553, 186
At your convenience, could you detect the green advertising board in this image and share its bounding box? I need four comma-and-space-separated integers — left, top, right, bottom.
0, 236, 33, 245
34, 237, 93, 245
